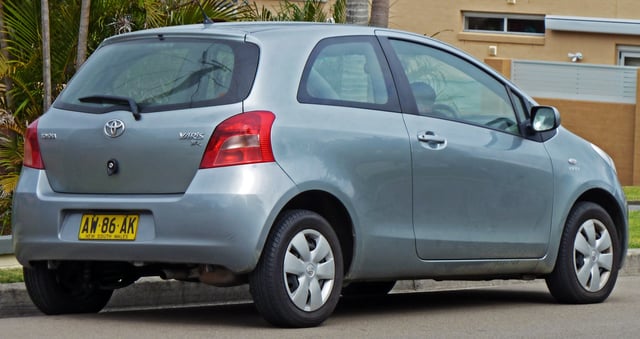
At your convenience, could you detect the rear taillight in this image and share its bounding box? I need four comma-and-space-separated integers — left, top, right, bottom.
199, 111, 275, 168
23, 119, 44, 169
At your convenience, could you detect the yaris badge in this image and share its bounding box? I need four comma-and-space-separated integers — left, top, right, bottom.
104, 119, 126, 138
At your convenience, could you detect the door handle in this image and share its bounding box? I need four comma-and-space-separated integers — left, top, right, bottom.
418, 132, 445, 144
417, 131, 447, 150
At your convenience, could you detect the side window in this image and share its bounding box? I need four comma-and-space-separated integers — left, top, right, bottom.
389, 39, 521, 135
298, 36, 399, 112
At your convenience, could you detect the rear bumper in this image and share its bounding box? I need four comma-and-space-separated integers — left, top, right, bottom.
12, 163, 296, 273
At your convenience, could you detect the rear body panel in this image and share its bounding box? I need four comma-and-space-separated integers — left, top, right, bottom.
13, 163, 296, 272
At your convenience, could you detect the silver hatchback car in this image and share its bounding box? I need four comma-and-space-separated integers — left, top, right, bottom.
13, 22, 627, 327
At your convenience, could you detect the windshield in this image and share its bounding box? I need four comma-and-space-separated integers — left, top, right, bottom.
55, 37, 259, 113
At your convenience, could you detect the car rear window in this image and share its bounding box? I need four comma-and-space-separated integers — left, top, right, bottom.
55, 37, 259, 113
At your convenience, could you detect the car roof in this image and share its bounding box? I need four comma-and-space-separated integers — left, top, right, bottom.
102, 21, 417, 43
97, 21, 521, 99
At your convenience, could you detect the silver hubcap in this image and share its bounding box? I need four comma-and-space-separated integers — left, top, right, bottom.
573, 219, 613, 292
283, 229, 335, 312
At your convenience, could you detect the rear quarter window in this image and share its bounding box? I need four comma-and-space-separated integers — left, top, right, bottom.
55, 37, 259, 113
297, 36, 400, 112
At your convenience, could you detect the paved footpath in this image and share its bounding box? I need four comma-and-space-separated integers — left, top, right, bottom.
0, 255, 19, 269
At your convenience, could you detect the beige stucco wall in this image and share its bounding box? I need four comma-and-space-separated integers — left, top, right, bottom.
536, 98, 636, 186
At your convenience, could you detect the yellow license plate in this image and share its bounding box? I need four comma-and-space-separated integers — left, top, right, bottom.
79, 214, 139, 241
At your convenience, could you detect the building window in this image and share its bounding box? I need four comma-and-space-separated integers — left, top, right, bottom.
464, 12, 545, 35
618, 46, 640, 66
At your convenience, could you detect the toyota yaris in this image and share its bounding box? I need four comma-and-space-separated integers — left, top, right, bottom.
13, 22, 628, 327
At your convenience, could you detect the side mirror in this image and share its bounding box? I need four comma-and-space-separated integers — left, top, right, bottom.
530, 106, 560, 132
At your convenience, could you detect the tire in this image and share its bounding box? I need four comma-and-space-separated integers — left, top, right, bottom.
23, 262, 113, 315
250, 210, 344, 327
342, 281, 396, 297
546, 202, 620, 304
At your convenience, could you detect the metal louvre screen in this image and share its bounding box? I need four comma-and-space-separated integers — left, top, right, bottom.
512, 60, 637, 103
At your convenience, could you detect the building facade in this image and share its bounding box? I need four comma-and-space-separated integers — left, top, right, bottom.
254, 0, 640, 65
390, 0, 640, 66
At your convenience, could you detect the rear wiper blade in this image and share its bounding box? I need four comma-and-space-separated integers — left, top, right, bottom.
79, 95, 141, 120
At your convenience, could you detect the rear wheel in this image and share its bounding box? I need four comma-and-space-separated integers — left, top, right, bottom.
546, 202, 620, 304
23, 262, 113, 315
250, 210, 343, 327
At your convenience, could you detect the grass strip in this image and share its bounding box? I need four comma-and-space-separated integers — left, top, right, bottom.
0, 267, 23, 284
630, 210, 640, 249
624, 186, 640, 202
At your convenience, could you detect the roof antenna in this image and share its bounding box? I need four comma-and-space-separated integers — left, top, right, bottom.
193, 0, 213, 25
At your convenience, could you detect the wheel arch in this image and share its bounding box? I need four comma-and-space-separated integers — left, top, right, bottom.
276, 190, 355, 275
574, 188, 628, 264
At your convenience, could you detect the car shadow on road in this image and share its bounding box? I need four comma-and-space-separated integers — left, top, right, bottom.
86, 286, 555, 328
336, 287, 555, 316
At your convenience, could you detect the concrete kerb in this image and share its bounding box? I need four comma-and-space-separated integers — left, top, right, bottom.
1, 249, 639, 318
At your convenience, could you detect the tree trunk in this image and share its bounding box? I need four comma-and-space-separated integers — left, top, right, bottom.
76, 0, 91, 69
369, 0, 389, 28
41, 0, 52, 111
0, 0, 13, 108
346, 0, 368, 25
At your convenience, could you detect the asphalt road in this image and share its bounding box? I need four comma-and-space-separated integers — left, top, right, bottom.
1, 276, 638, 338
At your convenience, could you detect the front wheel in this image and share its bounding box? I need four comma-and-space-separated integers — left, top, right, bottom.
546, 202, 620, 304
23, 262, 113, 315
250, 210, 344, 327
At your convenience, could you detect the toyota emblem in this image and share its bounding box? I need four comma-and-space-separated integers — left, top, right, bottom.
104, 119, 126, 138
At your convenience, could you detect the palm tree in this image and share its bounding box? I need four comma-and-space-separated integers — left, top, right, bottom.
41, 0, 51, 111
369, 0, 388, 28
76, 0, 91, 69
346, 0, 368, 25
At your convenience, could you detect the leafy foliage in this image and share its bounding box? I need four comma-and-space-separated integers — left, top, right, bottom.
244, 0, 346, 23
0, 0, 250, 234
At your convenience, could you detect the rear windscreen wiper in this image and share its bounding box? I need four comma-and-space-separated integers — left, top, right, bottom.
79, 95, 141, 120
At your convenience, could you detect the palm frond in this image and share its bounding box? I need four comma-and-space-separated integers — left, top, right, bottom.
0, 115, 24, 210
332, 0, 346, 23
242, 2, 276, 21
273, 0, 330, 22
2, 0, 41, 62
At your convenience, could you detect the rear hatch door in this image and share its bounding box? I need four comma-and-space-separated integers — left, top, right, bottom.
37, 33, 259, 194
